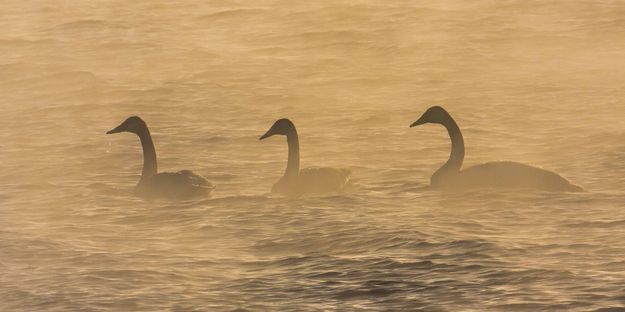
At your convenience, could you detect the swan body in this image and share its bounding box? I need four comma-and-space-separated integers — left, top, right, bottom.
135, 170, 213, 199
410, 106, 582, 192
260, 118, 352, 197
272, 167, 352, 195
107, 116, 214, 199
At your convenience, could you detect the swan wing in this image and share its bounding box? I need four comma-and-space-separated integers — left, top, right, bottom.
136, 170, 215, 199
273, 167, 352, 196
176, 170, 215, 188
454, 161, 582, 191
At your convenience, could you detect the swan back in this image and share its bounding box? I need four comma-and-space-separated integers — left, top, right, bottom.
272, 167, 352, 197
442, 161, 583, 192
136, 170, 215, 199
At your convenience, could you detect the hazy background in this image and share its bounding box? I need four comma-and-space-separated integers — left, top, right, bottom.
1, 0, 625, 311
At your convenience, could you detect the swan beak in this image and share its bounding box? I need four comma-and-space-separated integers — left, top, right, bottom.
259, 130, 273, 140
106, 124, 125, 134
410, 117, 427, 128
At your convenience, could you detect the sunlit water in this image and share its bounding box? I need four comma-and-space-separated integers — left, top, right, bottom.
2, 1, 625, 311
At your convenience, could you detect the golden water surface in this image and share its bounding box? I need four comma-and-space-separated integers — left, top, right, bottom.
2, 1, 625, 310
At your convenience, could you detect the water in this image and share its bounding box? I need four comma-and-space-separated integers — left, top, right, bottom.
2, 1, 625, 310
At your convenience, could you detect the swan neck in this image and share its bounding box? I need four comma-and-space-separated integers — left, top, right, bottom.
285, 129, 300, 178
442, 115, 464, 173
137, 126, 158, 181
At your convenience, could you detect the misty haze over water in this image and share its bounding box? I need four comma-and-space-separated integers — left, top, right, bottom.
2, 1, 625, 310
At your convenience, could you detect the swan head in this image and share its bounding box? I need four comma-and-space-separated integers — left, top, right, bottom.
259, 118, 295, 140
410, 106, 450, 127
107, 116, 146, 135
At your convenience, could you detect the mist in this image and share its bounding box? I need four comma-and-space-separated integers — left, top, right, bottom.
2, 1, 625, 310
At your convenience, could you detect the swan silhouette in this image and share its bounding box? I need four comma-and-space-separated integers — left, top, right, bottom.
410, 106, 583, 192
107, 116, 214, 199
259, 118, 352, 196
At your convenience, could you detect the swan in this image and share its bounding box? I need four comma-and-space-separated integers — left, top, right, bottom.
259, 118, 352, 196
106, 116, 214, 199
410, 106, 583, 192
